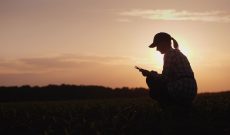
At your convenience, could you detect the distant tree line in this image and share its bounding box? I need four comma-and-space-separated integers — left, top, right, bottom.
0, 84, 149, 102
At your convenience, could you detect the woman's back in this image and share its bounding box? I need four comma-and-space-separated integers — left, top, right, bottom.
163, 49, 197, 102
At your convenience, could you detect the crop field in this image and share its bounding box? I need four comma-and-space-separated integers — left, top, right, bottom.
0, 94, 230, 135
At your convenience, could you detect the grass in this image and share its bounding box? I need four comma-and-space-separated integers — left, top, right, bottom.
0, 95, 230, 135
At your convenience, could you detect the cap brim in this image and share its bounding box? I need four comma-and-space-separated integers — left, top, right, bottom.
149, 43, 156, 48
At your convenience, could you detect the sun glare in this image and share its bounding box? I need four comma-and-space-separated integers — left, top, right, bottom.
151, 51, 163, 72
177, 38, 192, 59
146, 38, 192, 73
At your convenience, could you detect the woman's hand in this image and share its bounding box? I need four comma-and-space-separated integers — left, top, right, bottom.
135, 66, 158, 77
140, 69, 151, 77
150, 70, 158, 77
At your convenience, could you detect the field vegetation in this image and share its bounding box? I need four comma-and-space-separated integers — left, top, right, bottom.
0, 85, 229, 135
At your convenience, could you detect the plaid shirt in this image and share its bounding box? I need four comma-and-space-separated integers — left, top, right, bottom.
162, 49, 197, 100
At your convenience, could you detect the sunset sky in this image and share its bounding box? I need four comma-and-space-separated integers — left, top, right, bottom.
1, 0, 230, 92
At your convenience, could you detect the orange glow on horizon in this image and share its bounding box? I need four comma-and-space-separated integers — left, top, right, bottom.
1, 0, 230, 92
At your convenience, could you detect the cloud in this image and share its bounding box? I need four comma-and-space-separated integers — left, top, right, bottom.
0, 54, 134, 74
0, 54, 138, 86
119, 9, 230, 23
116, 18, 132, 22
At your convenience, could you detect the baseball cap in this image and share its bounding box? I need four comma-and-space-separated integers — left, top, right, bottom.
149, 32, 171, 48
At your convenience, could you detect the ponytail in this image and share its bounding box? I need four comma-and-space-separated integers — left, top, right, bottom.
171, 37, 179, 49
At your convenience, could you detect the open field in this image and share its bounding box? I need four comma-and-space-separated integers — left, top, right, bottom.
0, 93, 230, 135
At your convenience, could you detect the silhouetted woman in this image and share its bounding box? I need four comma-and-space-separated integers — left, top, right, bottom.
141, 32, 197, 108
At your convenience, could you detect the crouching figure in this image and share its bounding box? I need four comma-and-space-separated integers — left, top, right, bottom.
136, 32, 197, 108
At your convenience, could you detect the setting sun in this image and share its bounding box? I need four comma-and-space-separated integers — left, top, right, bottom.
150, 51, 164, 72
177, 38, 193, 59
